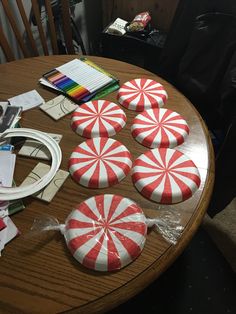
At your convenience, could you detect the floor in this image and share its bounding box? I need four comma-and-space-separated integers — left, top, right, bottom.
203, 198, 236, 272
109, 199, 236, 314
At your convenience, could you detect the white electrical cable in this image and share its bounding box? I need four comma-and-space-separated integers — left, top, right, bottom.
0, 128, 62, 201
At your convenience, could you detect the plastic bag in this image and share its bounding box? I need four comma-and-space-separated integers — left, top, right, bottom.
127, 11, 151, 32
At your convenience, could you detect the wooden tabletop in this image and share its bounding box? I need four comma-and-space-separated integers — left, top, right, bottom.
0, 55, 214, 313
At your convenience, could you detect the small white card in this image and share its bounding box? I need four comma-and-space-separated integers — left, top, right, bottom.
8, 90, 45, 111
40, 95, 78, 120
20, 163, 69, 202
0, 152, 16, 187
18, 133, 62, 160
106, 18, 128, 36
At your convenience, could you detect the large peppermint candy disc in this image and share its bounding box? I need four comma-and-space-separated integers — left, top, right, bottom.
71, 100, 127, 138
132, 148, 201, 204
131, 108, 189, 148
117, 78, 168, 111
69, 137, 132, 188
64, 194, 147, 271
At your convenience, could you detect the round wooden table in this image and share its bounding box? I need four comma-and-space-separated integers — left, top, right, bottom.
0, 56, 214, 313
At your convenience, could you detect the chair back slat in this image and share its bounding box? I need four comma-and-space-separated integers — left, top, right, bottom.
0, 25, 15, 62
16, 0, 39, 57
2, 0, 30, 58
31, 0, 49, 55
61, 0, 75, 54
44, 0, 59, 55
0, 0, 85, 62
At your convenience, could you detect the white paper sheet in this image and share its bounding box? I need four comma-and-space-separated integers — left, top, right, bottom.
8, 90, 45, 111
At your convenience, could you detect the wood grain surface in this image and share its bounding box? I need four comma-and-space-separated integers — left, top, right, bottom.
0, 55, 214, 313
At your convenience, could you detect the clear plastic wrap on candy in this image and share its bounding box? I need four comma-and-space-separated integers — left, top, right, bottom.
29, 194, 184, 272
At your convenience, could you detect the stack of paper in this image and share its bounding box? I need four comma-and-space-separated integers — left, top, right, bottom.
40, 58, 120, 103
0, 90, 44, 133
0, 102, 22, 133
0, 151, 16, 187
0, 147, 24, 213
0, 147, 21, 256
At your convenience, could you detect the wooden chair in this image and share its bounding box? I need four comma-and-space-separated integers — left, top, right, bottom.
0, 0, 85, 62
157, 0, 236, 216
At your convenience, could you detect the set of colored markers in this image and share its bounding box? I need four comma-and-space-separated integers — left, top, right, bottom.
43, 58, 119, 103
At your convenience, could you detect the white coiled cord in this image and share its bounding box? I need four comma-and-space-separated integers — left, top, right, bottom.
0, 128, 62, 201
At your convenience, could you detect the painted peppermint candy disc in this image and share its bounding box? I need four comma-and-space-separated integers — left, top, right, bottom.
71, 100, 127, 138
68, 137, 132, 188
117, 78, 168, 111
64, 194, 147, 271
131, 108, 189, 148
132, 148, 201, 204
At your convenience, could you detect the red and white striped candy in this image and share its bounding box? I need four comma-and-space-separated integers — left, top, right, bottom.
131, 108, 189, 148
71, 100, 127, 138
132, 148, 201, 204
64, 194, 147, 271
117, 78, 168, 111
68, 137, 132, 188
